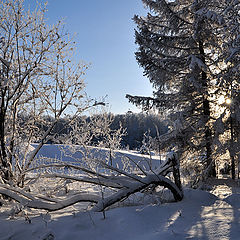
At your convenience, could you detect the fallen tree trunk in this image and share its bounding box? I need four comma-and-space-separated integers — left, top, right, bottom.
0, 185, 100, 211
92, 174, 183, 212
0, 153, 183, 212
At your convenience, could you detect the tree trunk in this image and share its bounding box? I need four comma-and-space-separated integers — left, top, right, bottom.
172, 154, 182, 191
0, 97, 12, 182
199, 40, 216, 178
230, 115, 235, 179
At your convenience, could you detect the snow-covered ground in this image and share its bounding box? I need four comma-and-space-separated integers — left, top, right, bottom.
31, 144, 165, 172
1, 145, 240, 240
1, 188, 240, 240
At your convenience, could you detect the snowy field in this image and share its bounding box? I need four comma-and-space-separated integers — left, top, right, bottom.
1, 145, 240, 240
1, 189, 240, 240
31, 144, 164, 171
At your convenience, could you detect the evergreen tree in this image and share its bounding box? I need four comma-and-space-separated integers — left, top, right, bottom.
213, 1, 240, 179
127, 0, 235, 178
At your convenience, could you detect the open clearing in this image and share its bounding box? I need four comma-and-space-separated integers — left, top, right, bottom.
1, 146, 240, 240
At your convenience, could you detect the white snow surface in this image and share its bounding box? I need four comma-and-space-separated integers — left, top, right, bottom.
30, 144, 165, 172
1, 188, 240, 240
1, 145, 240, 240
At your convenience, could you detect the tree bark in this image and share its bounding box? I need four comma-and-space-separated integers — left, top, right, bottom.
172, 154, 182, 191
199, 40, 216, 178
230, 115, 235, 179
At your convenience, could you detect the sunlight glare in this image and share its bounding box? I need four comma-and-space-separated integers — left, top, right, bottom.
218, 95, 231, 105
218, 95, 226, 105
225, 98, 231, 105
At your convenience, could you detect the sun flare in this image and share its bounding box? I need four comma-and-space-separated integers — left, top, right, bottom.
218, 95, 226, 104
218, 95, 231, 105
225, 98, 231, 105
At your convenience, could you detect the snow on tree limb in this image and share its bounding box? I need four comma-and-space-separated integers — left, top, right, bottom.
23, 163, 108, 179
26, 193, 100, 211
0, 184, 100, 211
93, 173, 183, 212
41, 173, 124, 189
0, 154, 183, 212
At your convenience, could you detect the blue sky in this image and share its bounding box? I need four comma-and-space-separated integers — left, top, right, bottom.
26, 0, 153, 114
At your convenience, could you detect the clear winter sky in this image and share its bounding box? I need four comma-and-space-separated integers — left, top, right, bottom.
25, 0, 154, 114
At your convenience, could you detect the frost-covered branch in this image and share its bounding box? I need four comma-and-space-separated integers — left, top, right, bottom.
0, 154, 183, 212
92, 173, 183, 212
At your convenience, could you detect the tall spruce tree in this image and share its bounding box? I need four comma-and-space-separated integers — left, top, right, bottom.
127, 0, 235, 178
213, 1, 240, 179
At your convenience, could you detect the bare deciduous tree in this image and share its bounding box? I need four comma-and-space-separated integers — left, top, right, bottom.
0, 0, 183, 214
0, 0, 91, 185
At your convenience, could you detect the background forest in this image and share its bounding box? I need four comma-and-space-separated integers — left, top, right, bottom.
29, 112, 168, 150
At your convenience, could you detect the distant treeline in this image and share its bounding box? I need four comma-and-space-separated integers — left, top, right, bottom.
110, 113, 168, 150
20, 112, 168, 150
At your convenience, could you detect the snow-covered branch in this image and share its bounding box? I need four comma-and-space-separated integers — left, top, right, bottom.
0, 154, 183, 212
